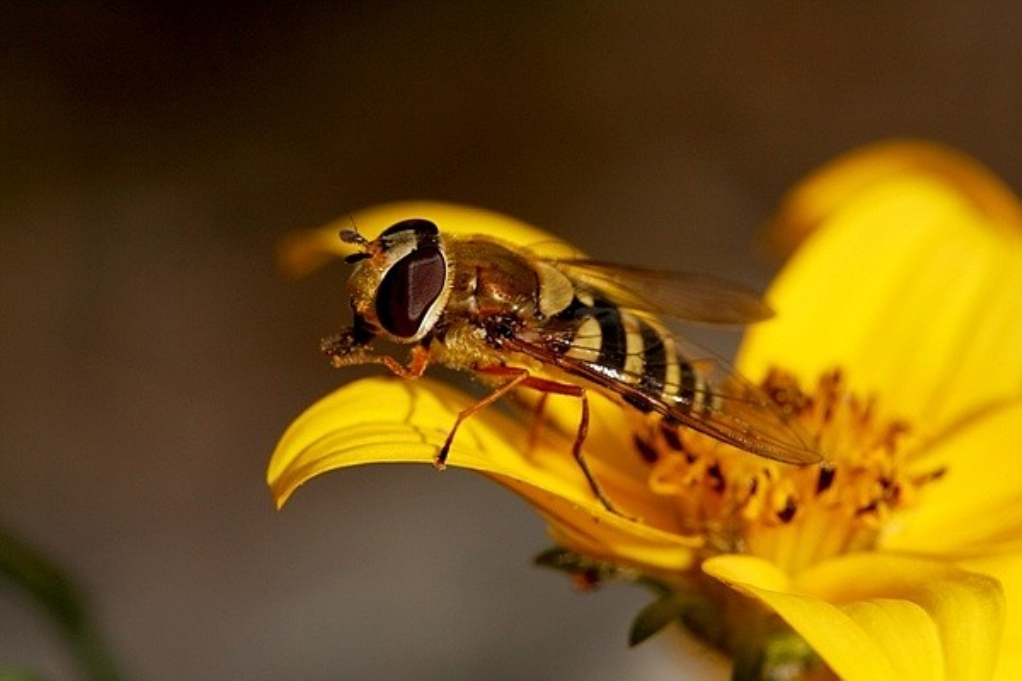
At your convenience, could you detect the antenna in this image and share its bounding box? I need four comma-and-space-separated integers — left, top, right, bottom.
339, 215, 367, 246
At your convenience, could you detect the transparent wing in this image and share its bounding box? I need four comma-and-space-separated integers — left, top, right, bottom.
550, 259, 773, 325
507, 322, 820, 466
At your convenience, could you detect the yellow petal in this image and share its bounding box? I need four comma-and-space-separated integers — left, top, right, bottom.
515, 484, 698, 571
706, 553, 1004, 681
704, 554, 921, 681
278, 201, 576, 278
959, 552, 1022, 681
881, 399, 1022, 557
765, 140, 1022, 255
268, 376, 698, 570
738, 149, 1022, 433
798, 553, 1004, 681
268, 375, 564, 505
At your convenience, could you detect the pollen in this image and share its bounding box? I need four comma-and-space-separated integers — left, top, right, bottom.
643, 369, 944, 575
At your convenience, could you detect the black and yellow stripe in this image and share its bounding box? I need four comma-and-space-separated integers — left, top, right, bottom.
552, 291, 713, 417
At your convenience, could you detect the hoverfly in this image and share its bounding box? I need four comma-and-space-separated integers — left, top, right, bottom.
323, 218, 821, 513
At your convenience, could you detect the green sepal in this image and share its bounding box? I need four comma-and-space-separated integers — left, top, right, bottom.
533, 547, 647, 589
629, 591, 721, 647
731, 621, 824, 681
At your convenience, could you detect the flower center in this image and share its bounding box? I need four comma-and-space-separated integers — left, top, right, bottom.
640, 369, 944, 575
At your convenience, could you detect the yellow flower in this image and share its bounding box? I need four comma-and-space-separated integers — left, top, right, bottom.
269, 142, 1022, 680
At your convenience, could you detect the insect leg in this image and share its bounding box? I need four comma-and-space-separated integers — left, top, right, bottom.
466, 367, 622, 515
321, 330, 431, 378
526, 393, 550, 456
381, 344, 430, 379
435, 367, 533, 468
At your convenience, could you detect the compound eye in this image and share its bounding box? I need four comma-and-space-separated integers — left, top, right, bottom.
380, 218, 439, 240
376, 246, 446, 338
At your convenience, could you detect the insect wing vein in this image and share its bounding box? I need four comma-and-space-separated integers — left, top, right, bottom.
550, 259, 773, 325
506, 325, 820, 466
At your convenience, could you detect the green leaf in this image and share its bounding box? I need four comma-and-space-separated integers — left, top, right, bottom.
0, 523, 123, 681
0, 669, 49, 681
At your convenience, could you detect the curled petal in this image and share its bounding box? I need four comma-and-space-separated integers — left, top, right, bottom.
704, 554, 919, 681
798, 553, 1004, 681
278, 201, 576, 278
739, 143, 1022, 433
268, 377, 699, 570
959, 552, 1022, 680
706, 553, 1004, 681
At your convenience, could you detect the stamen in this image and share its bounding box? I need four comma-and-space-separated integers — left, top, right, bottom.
706, 463, 725, 493
776, 496, 798, 523
632, 435, 659, 463
659, 423, 684, 451
815, 465, 836, 494
641, 369, 944, 574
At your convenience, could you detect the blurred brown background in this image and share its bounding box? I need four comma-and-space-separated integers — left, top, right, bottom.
2, 3, 1020, 679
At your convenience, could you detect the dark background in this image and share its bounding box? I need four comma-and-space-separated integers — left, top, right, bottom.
2, 3, 1021, 679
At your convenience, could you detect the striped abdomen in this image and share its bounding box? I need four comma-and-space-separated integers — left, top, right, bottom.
542, 291, 719, 418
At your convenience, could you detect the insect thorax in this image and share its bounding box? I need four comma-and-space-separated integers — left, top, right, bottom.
443, 238, 573, 321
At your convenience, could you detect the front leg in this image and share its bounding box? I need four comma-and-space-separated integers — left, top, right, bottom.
381, 345, 430, 379
320, 328, 385, 368
321, 329, 431, 378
